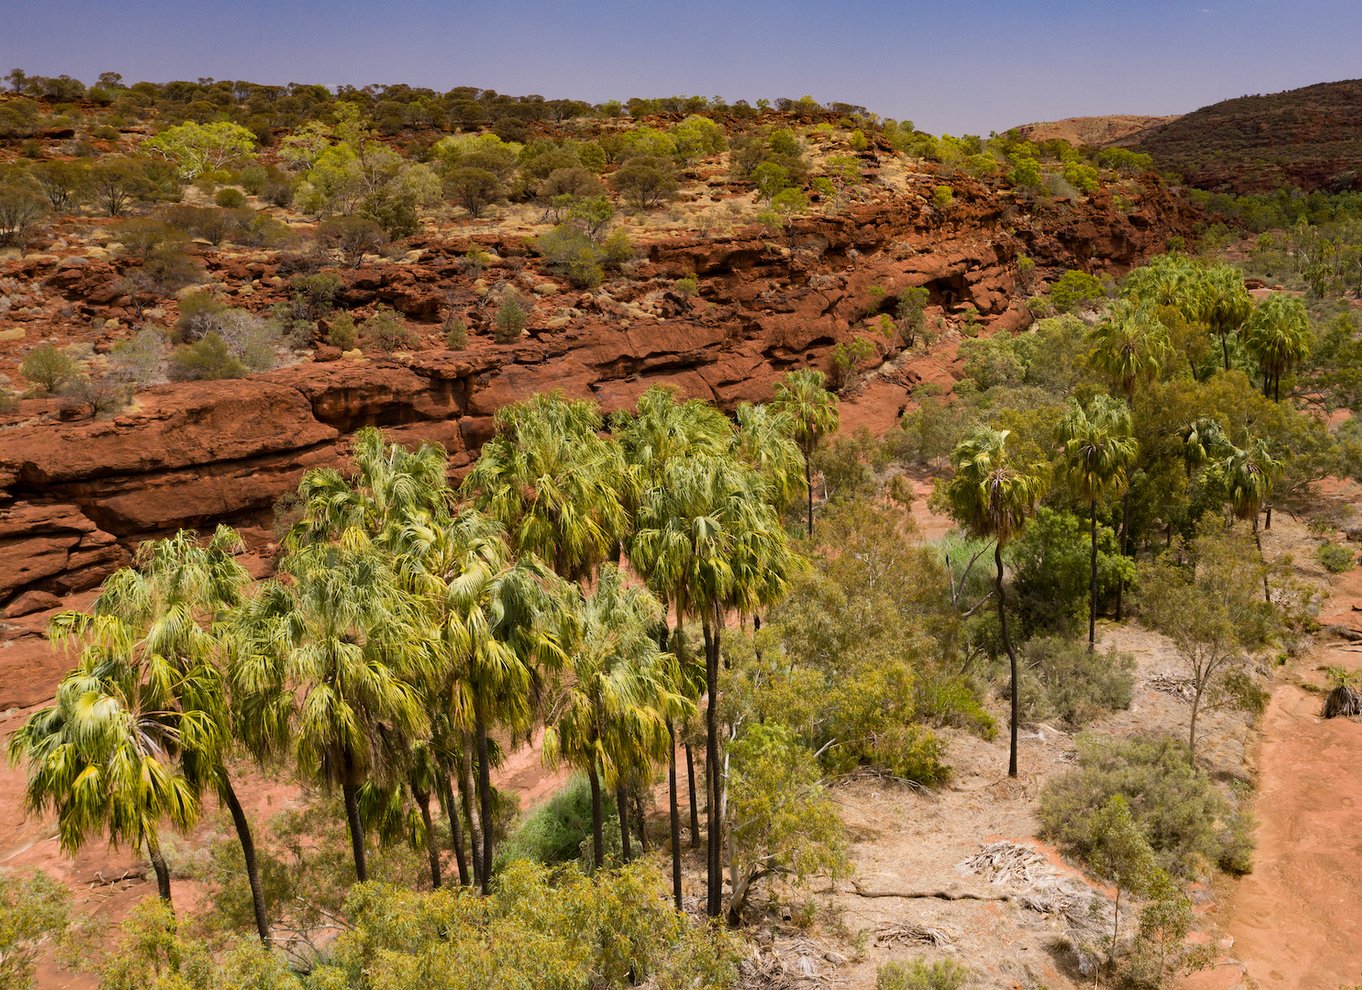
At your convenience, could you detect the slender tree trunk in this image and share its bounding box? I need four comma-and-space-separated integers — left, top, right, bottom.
457, 739, 483, 887
342, 781, 368, 882
588, 761, 605, 872
435, 767, 470, 886
220, 774, 270, 945
617, 783, 633, 863
703, 613, 723, 918
996, 543, 1020, 779
1189, 692, 1201, 762
1089, 497, 1099, 651
1265, 505, 1273, 530
1220, 332, 1230, 372
1254, 516, 1271, 603
805, 451, 814, 538
635, 791, 650, 854
474, 713, 495, 893
1115, 487, 1132, 621
147, 834, 172, 905
668, 722, 683, 910
413, 784, 442, 889
685, 742, 700, 849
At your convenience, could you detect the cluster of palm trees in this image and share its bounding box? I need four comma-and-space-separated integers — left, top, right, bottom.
9, 372, 840, 940
943, 256, 1293, 778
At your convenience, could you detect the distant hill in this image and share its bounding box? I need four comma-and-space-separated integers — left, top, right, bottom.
1012, 115, 1178, 148
1120, 79, 1362, 193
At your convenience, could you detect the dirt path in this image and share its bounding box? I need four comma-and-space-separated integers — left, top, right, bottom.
1213, 555, 1362, 989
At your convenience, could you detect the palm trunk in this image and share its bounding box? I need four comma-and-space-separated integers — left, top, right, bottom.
1254, 516, 1271, 603
617, 783, 633, 863
340, 781, 368, 882
703, 609, 724, 918
668, 722, 683, 910
686, 741, 699, 849
1115, 487, 1132, 621
435, 766, 470, 886
635, 791, 650, 854
805, 451, 814, 538
588, 761, 605, 871
996, 542, 1020, 779
414, 782, 442, 889
474, 713, 495, 893
457, 739, 483, 887
146, 834, 172, 905
1088, 498, 1099, 650
220, 774, 270, 945
1220, 332, 1230, 372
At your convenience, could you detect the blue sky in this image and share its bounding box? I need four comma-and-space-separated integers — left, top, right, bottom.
3, 0, 1359, 134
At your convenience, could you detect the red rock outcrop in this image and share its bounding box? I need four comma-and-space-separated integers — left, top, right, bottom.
0, 177, 1194, 697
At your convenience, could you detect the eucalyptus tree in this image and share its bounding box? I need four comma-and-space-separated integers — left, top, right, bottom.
1243, 293, 1310, 400
630, 455, 796, 917
1057, 396, 1138, 648
770, 368, 840, 536
462, 391, 632, 582
944, 427, 1046, 778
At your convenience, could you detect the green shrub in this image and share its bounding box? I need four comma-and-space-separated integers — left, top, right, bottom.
213, 186, 246, 209
1316, 542, 1355, 573
1049, 269, 1107, 313
931, 185, 954, 209
20, 343, 77, 394
169, 333, 246, 380
1020, 636, 1135, 727
1010, 507, 1134, 636
877, 958, 970, 990
497, 774, 618, 869
325, 312, 358, 350
674, 275, 699, 297
493, 290, 531, 343
1040, 734, 1250, 876
360, 306, 416, 353
289, 271, 342, 320
443, 314, 468, 350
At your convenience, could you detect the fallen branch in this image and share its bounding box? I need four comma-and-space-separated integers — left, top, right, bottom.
851, 879, 1012, 902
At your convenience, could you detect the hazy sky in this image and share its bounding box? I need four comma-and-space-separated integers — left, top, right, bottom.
3, 0, 1360, 134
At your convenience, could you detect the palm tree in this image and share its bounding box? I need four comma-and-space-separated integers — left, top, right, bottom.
734, 402, 805, 518
246, 537, 431, 882
1222, 438, 1282, 601
463, 391, 632, 582
613, 385, 731, 882
1195, 264, 1254, 372
1057, 396, 1138, 648
943, 427, 1045, 778
543, 566, 689, 878
630, 455, 795, 917
770, 369, 840, 537
1088, 300, 1171, 617
1243, 293, 1310, 401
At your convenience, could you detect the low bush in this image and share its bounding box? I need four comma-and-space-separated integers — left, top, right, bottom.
1020, 636, 1135, 727
496, 774, 619, 869
1040, 733, 1251, 876
213, 186, 246, 209
19, 343, 77, 394
169, 333, 246, 380
1316, 541, 1355, 573
493, 290, 532, 343
443, 313, 467, 350
877, 958, 970, 990
360, 306, 416, 353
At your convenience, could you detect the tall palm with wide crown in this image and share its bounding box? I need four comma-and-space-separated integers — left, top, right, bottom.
543, 566, 690, 878
1057, 396, 1138, 649
462, 391, 632, 582
1221, 437, 1282, 602
944, 427, 1046, 778
630, 454, 796, 917
240, 535, 432, 883
770, 369, 840, 537
1243, 293, 1310, 401
7, 527, 255, 911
